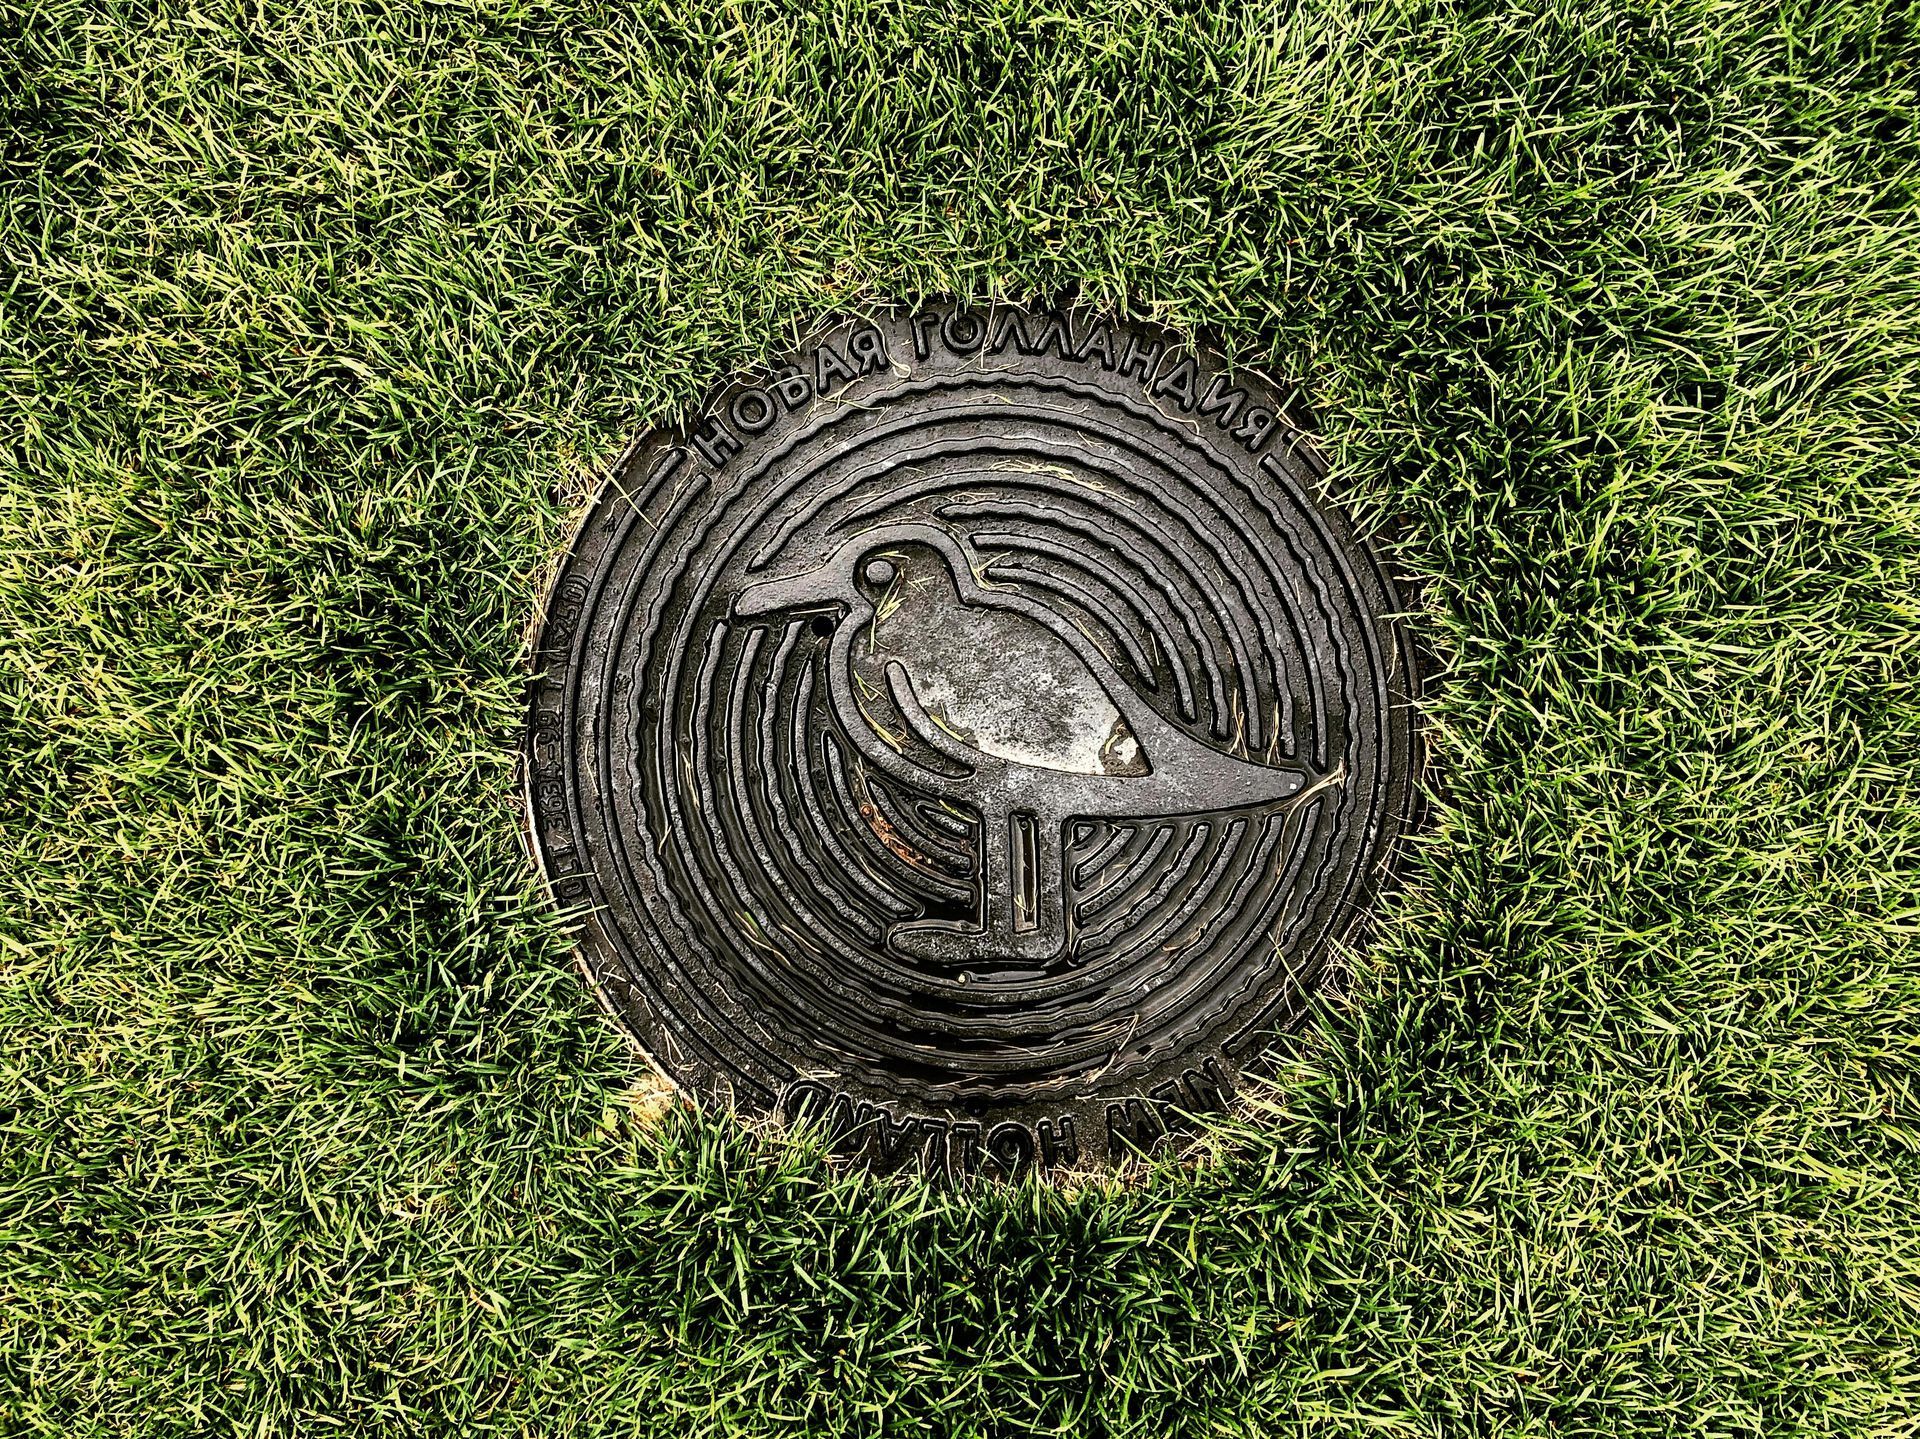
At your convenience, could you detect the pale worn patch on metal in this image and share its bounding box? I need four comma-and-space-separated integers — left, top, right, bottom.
526, 303, 1420, 1178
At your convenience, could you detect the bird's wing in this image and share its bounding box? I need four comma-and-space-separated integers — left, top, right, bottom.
883, 661, 983, 773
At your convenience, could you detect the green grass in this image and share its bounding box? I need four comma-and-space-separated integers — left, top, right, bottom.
4, 0, 1920, 1433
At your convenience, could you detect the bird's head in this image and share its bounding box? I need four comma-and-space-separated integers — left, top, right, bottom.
730, 523, 968, 623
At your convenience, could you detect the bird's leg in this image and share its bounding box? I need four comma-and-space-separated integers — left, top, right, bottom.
1003, 809, 1069, 962
887, 802, 1070, 971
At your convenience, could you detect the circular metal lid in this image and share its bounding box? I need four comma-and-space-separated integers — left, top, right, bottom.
527, 303, 1419, 1177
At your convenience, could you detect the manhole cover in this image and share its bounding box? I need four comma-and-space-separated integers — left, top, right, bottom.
527, 303, 1419, 1177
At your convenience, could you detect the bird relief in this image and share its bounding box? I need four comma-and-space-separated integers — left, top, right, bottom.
731, 523, 1323, 971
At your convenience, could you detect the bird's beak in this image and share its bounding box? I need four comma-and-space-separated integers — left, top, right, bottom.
731, 568, 837, 619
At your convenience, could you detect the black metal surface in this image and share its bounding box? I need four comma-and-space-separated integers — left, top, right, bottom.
526, 303, 1420, 1177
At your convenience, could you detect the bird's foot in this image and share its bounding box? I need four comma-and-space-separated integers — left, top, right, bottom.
886, 919, 1068, 971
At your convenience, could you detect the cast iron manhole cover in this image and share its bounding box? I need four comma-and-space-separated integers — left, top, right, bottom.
527, 303, 1418, 1177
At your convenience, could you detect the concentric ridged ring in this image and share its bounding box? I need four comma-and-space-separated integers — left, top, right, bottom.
526, 304, 1419, 1177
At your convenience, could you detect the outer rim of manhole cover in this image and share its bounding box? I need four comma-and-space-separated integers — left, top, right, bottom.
525, 300, 1421, 1179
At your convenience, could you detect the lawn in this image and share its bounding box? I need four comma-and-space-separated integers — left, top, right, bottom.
4, 1, 1919, 1433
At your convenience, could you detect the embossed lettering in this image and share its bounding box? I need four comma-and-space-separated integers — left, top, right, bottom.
729, 388, 777, 434
1023, 313, 1075, 360
543, 575, 590, 643
780, 1079, 832, 1125
691, 414, 742, 468
1037, 1116, 1078, 1167
870, 1109, 924, 1166
781, 1086, 959, 1171
845, 324, 888, 374
949, 1121, 982, 1178
1151, 356, 1200, 411
1105, 1098, 1166, 1158
985, 310, 1076, 360
1150, 1061, 1236, 1117
814, 340, 858, 392
1116, 332, 1163, 384
1182, 1058, 1233, 1113
1071, 319, 1117, 370
771, 368, 813, 411
918, 1117, 950, 1176
986, 1122, 1036, 1179
942, 310, 985, 353
1196, 372, 1248, 429
910, 312, 942, 361
986, 310, 1027, 355
810, 1089, 871, 1150
1231, 405, 1279, 452
794, 1090, 868, 1155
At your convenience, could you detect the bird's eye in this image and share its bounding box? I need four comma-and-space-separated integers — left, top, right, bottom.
862, 558, 897, 589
